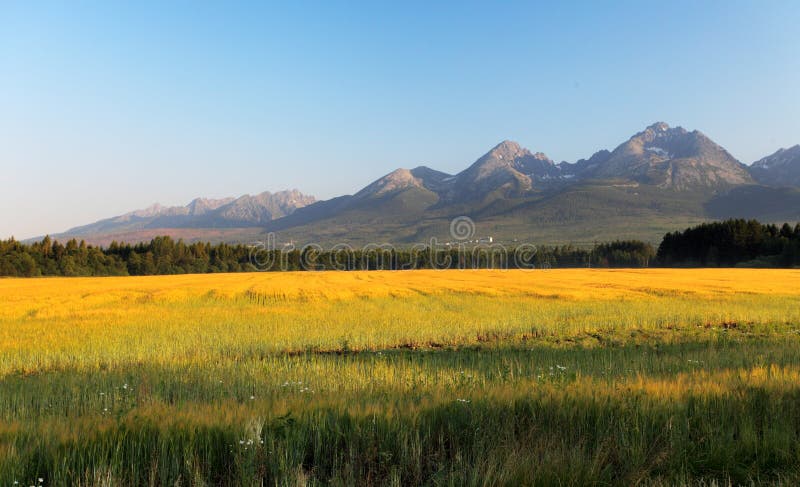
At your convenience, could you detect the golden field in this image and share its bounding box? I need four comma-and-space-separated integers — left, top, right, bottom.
2, 269, 800, 375
2, 269, 800, 485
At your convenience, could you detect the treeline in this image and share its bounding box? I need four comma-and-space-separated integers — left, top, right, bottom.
266, 240, 653, 271
0, 236, 257, 277
0, 236, 655, 277
657, 219, 800, 267
3, 219, 796, 277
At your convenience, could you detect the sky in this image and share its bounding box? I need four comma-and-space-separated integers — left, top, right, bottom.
1, 1, 799, 239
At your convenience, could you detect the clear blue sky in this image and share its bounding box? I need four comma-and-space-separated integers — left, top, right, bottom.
2, 1, 799, 239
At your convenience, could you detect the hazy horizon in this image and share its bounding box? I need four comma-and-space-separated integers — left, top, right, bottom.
2, 1, 799, 239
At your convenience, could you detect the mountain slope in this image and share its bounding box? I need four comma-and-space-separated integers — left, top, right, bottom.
706, 185, 800, 221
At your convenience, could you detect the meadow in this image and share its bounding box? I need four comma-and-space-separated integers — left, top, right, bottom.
1, 269, 800, 485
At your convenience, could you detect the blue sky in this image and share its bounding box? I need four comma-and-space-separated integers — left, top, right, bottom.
1, 1, 799, 238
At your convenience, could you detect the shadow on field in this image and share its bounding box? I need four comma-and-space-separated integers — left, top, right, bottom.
2, 339, 800, 485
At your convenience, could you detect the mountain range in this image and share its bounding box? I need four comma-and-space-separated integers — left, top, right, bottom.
48, 190, 316, 246
43, 123, 800, 246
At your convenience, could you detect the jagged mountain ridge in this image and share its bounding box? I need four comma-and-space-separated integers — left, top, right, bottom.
344, 122, 756, 205
44, 122, 800, 245
264, 122, 798, 244
59, 190, 315, 237
351, 140, 566, 206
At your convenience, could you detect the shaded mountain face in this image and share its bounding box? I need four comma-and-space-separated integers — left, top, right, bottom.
750, 145, 800, 187
58, 190, 315, 237
559, 150, 611, 178
582, 122, 753, 190
409, 166, 454, 192
706, 185, 800, 222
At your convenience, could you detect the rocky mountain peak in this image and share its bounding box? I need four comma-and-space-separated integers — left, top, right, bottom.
187, 197, 235, 216
483, 140, 553, 165
585, 122, 752, 189
646, 121, 670, 132
749, 145, 800, 187
752, 145, 800, 169
474, 140, 555, 170
485, 140, 520, 161
354, 169, 422, 199
632, 122, 689, 145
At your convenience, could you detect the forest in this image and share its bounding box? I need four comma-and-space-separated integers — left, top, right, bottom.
0, 219, 797, 277
657, 219, 800, 267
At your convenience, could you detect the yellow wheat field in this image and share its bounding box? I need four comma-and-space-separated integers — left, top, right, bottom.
1, 269, 800, 376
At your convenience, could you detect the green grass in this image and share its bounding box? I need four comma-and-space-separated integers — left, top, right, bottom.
3, 270, 800, 485
3, 335, 800, 485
